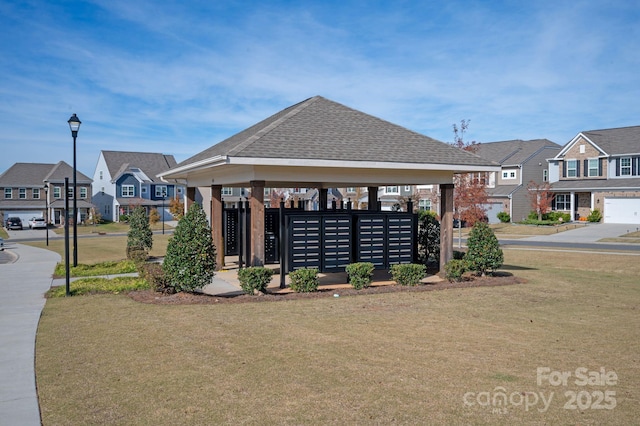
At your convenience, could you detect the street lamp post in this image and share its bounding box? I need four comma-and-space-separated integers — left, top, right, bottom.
162, 188, 167, 235
68, 114, 81, 267
43, 185, 49, 246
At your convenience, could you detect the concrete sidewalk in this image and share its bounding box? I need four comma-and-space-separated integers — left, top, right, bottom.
518, 223, 639, 244
0, 244, 60, 426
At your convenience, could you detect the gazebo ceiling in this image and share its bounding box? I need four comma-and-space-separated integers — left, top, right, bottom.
159, 96, 499, 187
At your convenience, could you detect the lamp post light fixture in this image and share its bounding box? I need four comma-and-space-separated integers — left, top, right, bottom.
68, 113, 81, 267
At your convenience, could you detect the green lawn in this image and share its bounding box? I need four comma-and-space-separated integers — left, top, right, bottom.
36, 249, 640, 425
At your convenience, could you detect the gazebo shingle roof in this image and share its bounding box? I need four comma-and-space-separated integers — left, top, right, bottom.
178, 96, 496, 168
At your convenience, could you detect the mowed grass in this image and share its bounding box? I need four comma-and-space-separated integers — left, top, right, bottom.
24, 234, 171, 264
36, 250, 640, 425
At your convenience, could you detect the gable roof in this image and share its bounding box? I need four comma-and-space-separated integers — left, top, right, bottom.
474, 139, 561, 166
556, 125, 640, 158
0, 162, 91, 186
101, 151, 178, 183
176, 96, 496, 169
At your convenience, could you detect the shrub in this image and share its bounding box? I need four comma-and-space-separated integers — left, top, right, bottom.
119, 214, 129, 223
453, 250, 466, 260
289, 268, 319, 292
444, 259, 470, 282
139, 262, 173, 294
237, 267, 274, 294
127, 206, 152, 260
466, 222, 503, 276
163, 203, 217, 293
497, 211, 510, 223
46, 276, 149, 297
346, 262, 375, 290
587, 209, 602, 223
149, 208, 160, 224
126, 246, 148, 264
417, 210, 440, 265
389, 263, 426, 286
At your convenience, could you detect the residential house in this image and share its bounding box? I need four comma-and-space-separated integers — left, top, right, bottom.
92, 151, 184, 222
0, 162, 93, 225
340, 186, 419, 211
473, 139, 561, 223
548, 125, 640, 224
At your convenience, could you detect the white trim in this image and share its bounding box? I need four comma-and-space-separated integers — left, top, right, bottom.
554, 133, 608, 159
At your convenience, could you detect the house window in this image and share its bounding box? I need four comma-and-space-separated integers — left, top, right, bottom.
33, 188, 40, 199
177, 187, 183, 195
419, 199, 431, 211
404, 185, 411, 192
566, 160, 577, 177
502, 171, 516, 180
67, 187, 74, 199
104, 204, 110, 216
99, 171, 103, 180
346, 187, 356, 193
122, 185, 135, 197
620, 157, 631, 176
4, 188, 12, 199
80, 187, 87, 199
53, 187, 61, 199
19, 188, 26, 199
155, 185, 167, 197
554, 194, 570, 210
141, 187, 147, 194
543, 169, 548, 182
222, 187, 233, 196
588, 159, 599, 177
385, 186, 399, 194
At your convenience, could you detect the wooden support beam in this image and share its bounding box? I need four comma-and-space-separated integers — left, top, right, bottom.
210, 185, 224, 270
367, 186, 378, 211
439, 183, 454, 272
250, 180, 265, 266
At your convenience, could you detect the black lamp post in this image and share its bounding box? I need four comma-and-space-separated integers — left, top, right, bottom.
68, 114, 81, 267
43, 185, 49, 246
161, 188, 167, 234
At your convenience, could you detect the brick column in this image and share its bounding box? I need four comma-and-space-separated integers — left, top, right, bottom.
250, 180, 265, 266
439, 183, 454, 272
211, 185, 224, 270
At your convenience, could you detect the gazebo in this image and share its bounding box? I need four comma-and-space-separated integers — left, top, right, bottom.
159, 96, 498, 273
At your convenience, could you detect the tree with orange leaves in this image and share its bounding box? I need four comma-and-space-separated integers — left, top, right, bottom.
526, 180, 553, 220
451, 120, 488, 226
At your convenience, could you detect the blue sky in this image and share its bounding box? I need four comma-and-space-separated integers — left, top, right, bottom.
1, 0, 639, 177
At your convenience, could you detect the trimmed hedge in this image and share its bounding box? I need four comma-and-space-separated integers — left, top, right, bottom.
389, 263, 426, 286
238, 267, 274, 294
346, 262, 375, 290
289, 268, 319, 292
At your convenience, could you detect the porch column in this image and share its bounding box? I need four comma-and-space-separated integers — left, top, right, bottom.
319, 188, 328, 211
439, 183, 454, 272
250, 180, 265, 266
570, 191, 575, 221
211, 185, 225, 270
368, 186, 378, 211
186, 187, 196, 212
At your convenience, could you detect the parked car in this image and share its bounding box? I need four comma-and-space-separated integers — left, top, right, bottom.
6, 217, 23, 230
29, 217, 47, 229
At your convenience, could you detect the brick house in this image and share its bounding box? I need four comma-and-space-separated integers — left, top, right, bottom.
549, 125, 640, 224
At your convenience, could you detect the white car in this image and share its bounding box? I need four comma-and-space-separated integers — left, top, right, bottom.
29, 217, 47, 229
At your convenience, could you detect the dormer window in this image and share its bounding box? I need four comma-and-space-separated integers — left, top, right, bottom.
122, 185, 135, 197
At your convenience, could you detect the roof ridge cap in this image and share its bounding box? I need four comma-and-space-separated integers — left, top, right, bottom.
228, 96, 320, 156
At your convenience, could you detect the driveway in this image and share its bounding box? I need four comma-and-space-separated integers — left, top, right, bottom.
0, 244, 60, 425
4, 227, 57, 241
519, 223, 639, 244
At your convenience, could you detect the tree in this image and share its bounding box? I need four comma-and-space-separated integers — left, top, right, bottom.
417, 210, 440, 266
163, 203, 217, 292
149, 208, 160, 224
465, 222, 503, 276
527, 181, 553, 220
127, 206, 153, 259
169, 196, 184, 221
451, 120, 488, 226
269, 188, 288, 207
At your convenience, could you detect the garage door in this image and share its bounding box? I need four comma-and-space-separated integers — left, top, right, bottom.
604, 198, 640, 224
4, 211, 42, 226
483, 202, 504, 224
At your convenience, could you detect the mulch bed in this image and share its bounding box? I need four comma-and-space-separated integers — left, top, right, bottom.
127, 272, 527, 305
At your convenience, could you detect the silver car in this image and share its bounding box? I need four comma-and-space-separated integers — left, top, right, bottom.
29, 217, 47, 229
